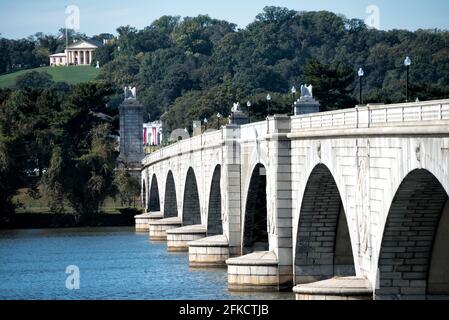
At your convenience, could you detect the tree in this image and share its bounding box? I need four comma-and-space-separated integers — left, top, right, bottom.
98, 55, 140, 90
92, 44, 115, 66
113, 169, 141, 207
15, 71, 54, 90
304, 59, 358, 110
43, 123, 117, 225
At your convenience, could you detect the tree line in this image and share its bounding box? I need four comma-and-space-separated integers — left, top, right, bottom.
0, 76, 140, 225
3, 7, 449, 131
91, 7, 449, 131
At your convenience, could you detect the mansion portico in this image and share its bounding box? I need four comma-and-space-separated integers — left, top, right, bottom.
49, 40, 100, 67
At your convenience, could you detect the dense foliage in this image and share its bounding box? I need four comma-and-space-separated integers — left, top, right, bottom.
0, 81, 121, 224
94, 7, 449, 130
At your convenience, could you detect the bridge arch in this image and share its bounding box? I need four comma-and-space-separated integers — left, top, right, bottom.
164, 171, 178, 218
242, 163, 269, 255
148, 174, 161, 212
376, 169, 449, 300
207, 165, 222, 236
182, 167, 202, 226
294, 164, 356, 284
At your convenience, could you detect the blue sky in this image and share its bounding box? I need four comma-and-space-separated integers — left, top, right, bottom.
1, 0, 449, 39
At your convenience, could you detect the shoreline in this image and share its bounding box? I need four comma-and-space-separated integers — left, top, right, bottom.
0, 212, 136, 230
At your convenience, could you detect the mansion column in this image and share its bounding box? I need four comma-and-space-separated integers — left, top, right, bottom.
89, 50, 92, 65
83, 51, 87, 65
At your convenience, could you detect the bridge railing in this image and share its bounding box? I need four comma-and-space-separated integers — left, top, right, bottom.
240, 121, 268, 141
142, 129, 224, 167
291, 99, 449, 131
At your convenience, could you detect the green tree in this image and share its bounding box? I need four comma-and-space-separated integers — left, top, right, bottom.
92, 44, 115, 66
113, 169, 141, 207
15, 71, 54, 90
304, 59, 358, 110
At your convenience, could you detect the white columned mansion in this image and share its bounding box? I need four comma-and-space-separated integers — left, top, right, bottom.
49, 40, 100, 67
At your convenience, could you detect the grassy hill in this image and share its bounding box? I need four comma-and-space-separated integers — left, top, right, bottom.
0, 66, 100, 88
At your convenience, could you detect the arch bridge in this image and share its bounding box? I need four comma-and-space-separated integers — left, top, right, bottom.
140, 99, 449, 300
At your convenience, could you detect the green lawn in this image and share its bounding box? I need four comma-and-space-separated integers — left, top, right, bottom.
14, 187, 141, 215
0, 66, 100, 88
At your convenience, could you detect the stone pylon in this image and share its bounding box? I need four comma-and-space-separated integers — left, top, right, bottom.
118, 93, 144, 176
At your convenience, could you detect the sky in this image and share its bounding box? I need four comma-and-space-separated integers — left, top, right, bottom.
1, 0, 449, 39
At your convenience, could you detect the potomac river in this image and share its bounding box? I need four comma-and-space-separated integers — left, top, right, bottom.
0, 227, 294, 300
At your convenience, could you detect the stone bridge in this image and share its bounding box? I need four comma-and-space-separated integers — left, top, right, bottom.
139, 99, 449, 300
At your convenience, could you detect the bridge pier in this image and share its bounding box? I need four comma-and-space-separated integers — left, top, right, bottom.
135, 211, 163, 232
188, 235, 230, 267
148, 217, 182, 241
293, 277, 373, 300
221, 125, 243, 257
267, 115, 294, 289
227, 251, 280, 291
166, 225, 207, 252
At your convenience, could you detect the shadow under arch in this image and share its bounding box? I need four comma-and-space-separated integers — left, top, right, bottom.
295, 164, 355, 284
207, 165, 223, 236
149, 174, 160, 212
164, 171, 178, 218
142, 179, 147, 211
243, 163, 268, 255
182, 168, 201, 226
376, 169, 449, 300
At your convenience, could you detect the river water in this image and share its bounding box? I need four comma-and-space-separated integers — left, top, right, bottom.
0, 227, 294, 300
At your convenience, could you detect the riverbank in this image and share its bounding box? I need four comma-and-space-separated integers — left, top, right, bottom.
0, 211, 137, 229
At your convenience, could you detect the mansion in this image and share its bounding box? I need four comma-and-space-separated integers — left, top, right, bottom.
49, 39, 100, 67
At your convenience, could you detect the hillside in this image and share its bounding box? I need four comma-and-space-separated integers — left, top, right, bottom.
0, 66, 100, 88
94, 8, 449, 130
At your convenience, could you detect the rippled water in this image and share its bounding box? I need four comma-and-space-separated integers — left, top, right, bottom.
0, 227, 294, 300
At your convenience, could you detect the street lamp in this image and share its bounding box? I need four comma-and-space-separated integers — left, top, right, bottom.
217, 113, 221, 130
291, 86, 297, 115
247, 101, 252, 123
404, 56, 412, 102
204, 117, 208, 131
266, 94, 272, 116
358, 68, 364, 105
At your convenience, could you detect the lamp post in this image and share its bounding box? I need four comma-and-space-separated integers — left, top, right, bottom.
266, 94, 272, 116
247, 101, 252, 123
404, 56, 412, 102
358, 68, 364, 105
204, 117, 208, 131
291, 86, 297, 115
217, 113, 221, 130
